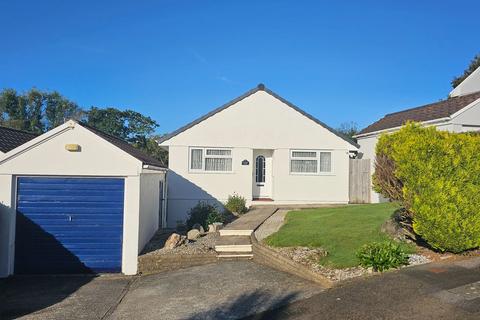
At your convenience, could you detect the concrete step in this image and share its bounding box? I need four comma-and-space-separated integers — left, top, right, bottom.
217, 252, 254, 259
215, 244, 252, 252
215, 235, 252, 253
219, 229, 253, 236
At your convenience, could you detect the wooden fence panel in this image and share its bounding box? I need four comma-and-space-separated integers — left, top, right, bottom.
349, 159, 371, 204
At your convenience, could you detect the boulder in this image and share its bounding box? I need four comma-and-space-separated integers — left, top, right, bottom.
381, 218, 405, 241
163, 233, 185, 250
208, 222, 224, 233
191, 223, 205, 233
187, 229, 201, 240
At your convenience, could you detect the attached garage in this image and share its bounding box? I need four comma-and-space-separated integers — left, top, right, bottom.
0, 120, 167, 277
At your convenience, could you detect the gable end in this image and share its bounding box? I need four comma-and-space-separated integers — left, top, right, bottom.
158, 84, 359, 149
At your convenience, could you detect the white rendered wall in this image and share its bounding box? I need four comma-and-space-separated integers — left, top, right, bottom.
163, 91, 356, 226
138, 171, 165, 253
450, 67, 480, 97
273, 149, 350, 203
167, 146, 253, 227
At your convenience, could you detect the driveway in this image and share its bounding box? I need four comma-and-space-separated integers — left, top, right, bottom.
249, 257, 480, 319
0, 261, 323, 320
2, 258, 479, 320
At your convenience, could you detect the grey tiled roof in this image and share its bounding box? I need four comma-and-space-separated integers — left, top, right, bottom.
0, 126, 38, 153
359, 91, 480, 135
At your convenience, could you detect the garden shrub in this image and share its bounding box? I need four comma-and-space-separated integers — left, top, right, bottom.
186, 202, 220, 230
373, 123, 480, 252
206, 210, 225, 227
357, 241, 409, 272
225, 193, 247, 215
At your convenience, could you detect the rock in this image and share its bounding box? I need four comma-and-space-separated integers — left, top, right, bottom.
163, 233, 185, 250
208, 222, 223, 233
192, 223, 205, 233
381, 218, 405, 241
187, 229, 201, 240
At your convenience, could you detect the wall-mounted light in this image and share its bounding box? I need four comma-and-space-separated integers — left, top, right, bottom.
65, 144, 81, 152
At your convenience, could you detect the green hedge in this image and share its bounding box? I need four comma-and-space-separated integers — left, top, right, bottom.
374, 123, 480, 252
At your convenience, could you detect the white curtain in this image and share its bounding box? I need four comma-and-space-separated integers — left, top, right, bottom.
205, 158, 232, 171
291, 159, 317, 173
319, 152, 331, 172
191, 149, 203, 169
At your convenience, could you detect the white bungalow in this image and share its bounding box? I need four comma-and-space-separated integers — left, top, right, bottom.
159, 84, 359, 226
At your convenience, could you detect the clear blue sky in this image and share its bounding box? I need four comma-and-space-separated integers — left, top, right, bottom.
0, 0, 479, 134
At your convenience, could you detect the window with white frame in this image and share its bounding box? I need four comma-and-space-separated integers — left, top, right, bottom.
290, 150, 332, 174
190, 147, 233, 172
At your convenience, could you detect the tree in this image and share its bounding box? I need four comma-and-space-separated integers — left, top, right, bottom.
0, 87, 168, 164
336, 121, 359, 140
0, 88, 45, 133
45, 91, 83, 130
133, 134, 169, 166
25, 89, 45, 133
0, 88, 83, 133
84, 107, 168, 165
85, 107, 158, 143
0, 89, 26, 130
452, 53, 480, 88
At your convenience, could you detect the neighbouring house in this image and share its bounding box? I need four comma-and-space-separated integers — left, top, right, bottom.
0, 126, 38, 159
356, 66, 480, 203
159, 84, 359, 227
0, 120, 167, 277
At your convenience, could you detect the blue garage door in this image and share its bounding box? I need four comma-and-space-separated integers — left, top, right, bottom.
15, 177, 124, 274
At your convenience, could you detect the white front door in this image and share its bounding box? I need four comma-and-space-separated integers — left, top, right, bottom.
253, 150, 272, 199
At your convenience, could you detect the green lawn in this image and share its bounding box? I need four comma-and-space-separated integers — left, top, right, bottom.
265, 203, 411, 268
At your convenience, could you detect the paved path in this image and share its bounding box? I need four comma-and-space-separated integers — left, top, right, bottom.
222, 207, 277, 232
248, 257, 480, 319
254, 209, 289, 241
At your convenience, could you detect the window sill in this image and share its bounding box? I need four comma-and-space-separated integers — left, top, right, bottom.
289, 172, 335, 176
188, 170, 235, 174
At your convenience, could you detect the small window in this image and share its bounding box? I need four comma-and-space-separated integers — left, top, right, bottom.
190, 147, 233, 172
190, 149, 203, 170
319, 152, 331, 172
290, 150, 332, 174
256, 155, 265, 183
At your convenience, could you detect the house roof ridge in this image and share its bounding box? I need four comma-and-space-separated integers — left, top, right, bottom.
158, 84, 359, 149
